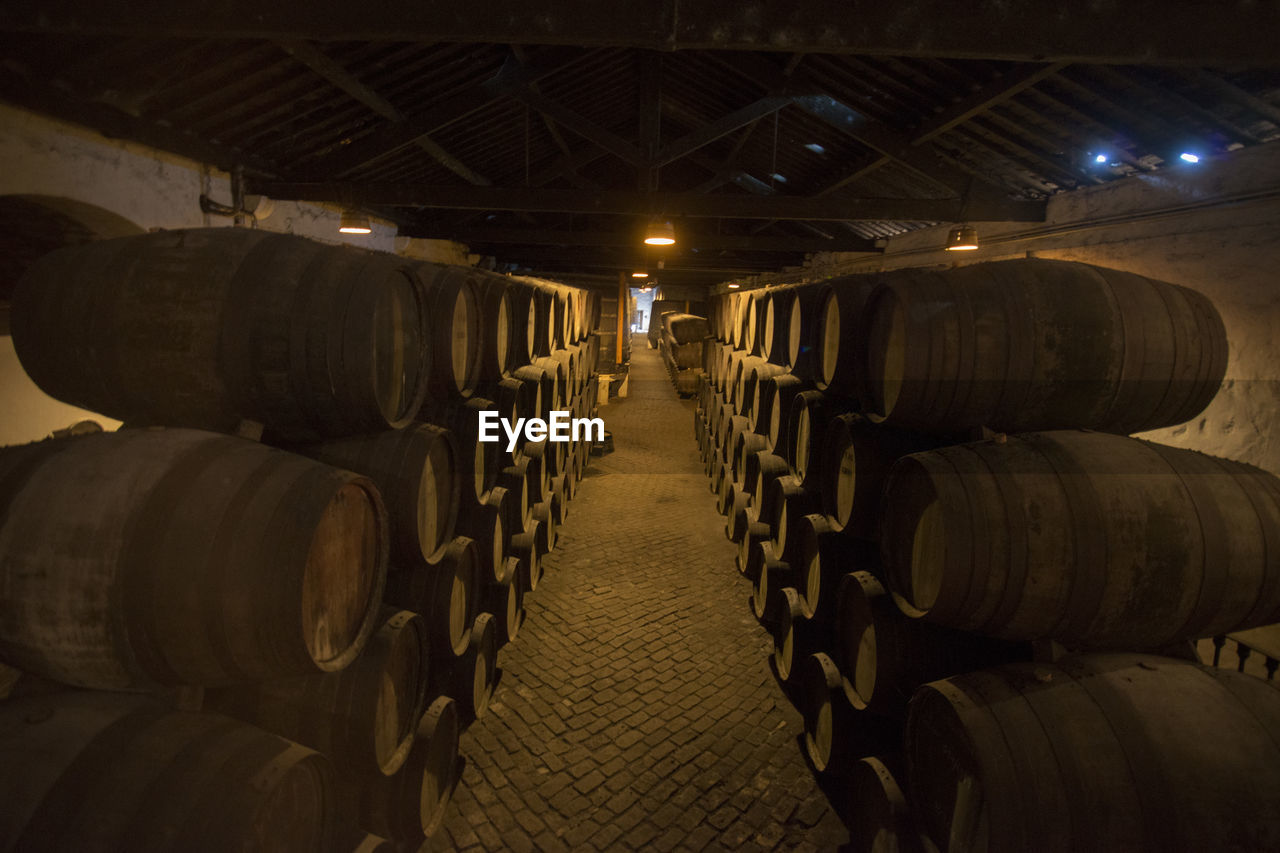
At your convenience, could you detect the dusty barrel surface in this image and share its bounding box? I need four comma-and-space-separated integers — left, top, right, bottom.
813, 274, 882, 397
384, 536, 479, 659
0, 429, 388, 688
820, 413, 951, 541
291, 423, 459, 568
907, 655, 1280, 853
856, 259, 1228, 433
881, 430, 1280, 647
785, 283, 826, 380
799, 651, 900, 775
11, 228, 430, 439
472, 270, 517, 383
0, 692, 337, 853
419, 397, 500, 506
205, 608, 429, 778
346, 696, 460, 843
416, 263, 484, 401
836, 571, 1024, 716
843, 757, 930, 853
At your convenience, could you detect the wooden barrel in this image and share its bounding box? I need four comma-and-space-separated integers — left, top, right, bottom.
731, 424, 769, 485
740, 360, 787, 425
738, 521, 772, 580
881, 430, 1280, 647
511, 521, 545, 593
440, 612, 499, 722
787, 390, 852, 487
725, 486, 754, 543
514, 363, 557, 424
768, 475, 816, 565
743, 450, 788, 503
768, 374, 808, 453
760, 286, 793, 365
906, 655, 1280, 853
11, 228, 430, 440
843, 757, 931, 853
489, 376, 529, 468
507, 282, 540, 364
484, 562, 525, 647
721, 415, 750, 466
0, 429, 387, 688
752, 545, 797, 625
799, 652, 900, 775
785, 283, 826, 380
0, 692, 337, 852
752, 465, 792, 537
795, 514, 878, 622
772, 588, 835, 684
771, 586, 807, 680
812, 273, 881, 397
466, 485, 515, 585
533, 498, 559, 551
819, 414, 950, 541
347, 696, 460, 843
415, 263, 485, 401
384, 536, 478, 659
498, 456, 536, 533
291, 423, 459, 569
206, 608, 429, 778
420, 397, 499, 506
473, 272, 516, 383
856, 259, 1228, 433
836, 572, 1024, 716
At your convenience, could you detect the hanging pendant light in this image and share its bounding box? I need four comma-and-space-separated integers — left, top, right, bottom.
339, 209, 372, 234
644, 220, 676, 246
945, 224, 979, 251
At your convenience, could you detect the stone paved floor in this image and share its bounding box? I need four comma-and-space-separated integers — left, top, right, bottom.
434, 336, 849, 852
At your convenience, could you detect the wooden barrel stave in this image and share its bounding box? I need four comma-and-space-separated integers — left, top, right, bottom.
0, 429, 387, 688
906, 655, 1280, 853
881, 431, 1280, 647
205, 608, 429, 778
0, 692, 336, 853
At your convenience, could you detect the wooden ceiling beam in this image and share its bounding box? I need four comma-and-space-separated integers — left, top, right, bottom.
248, 180, 1048, 221
424, 226, 879, 253
279, 39, 494, 186
301, 49, 579, 177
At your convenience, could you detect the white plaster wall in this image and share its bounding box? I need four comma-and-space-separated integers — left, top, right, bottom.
806, 142, 1280, 474
0, 104, 473, 446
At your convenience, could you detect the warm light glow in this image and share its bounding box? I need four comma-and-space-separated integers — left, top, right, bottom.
644, 220, 676, 246
339, 210, 372, 234
631, 270, 649, 278
728, 282, 741, 289
1180, 152, 1201, 163
945, 225, 979, 252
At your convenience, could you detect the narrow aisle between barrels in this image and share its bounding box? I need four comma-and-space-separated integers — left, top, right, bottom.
437, 337, 848, 852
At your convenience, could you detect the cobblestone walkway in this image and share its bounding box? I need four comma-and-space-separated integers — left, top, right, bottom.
436, 337, 848, 852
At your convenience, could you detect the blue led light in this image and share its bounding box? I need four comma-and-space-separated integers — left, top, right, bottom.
1095, 153, 1107, 163
1180, 152, 1201, 163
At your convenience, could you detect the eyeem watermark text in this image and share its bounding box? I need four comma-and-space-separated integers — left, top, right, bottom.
478, 411, 605, 452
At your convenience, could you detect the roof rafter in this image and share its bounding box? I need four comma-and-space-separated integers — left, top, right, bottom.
247, 181, 1048, 221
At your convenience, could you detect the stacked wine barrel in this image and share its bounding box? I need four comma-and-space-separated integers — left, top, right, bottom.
0, 228, 602, 852
695, 259, 1280, 852
657, 311, 710, 397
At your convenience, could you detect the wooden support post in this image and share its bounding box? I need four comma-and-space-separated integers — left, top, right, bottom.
617, 271, 626, 367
